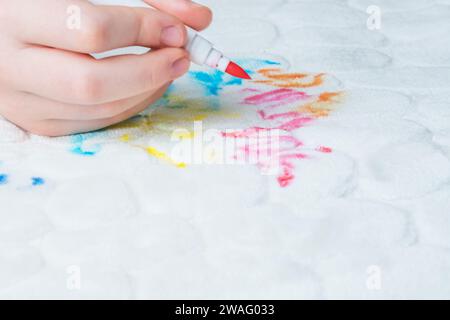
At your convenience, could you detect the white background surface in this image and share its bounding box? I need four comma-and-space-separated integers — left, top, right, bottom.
1, 0, 450, 299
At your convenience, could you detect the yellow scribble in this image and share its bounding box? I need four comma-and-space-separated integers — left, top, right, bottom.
193, 114, 208, 121
145, 146, 186, 168
173, 130, 195, 140
116, 130, 187, 169
120, 134, 130, 142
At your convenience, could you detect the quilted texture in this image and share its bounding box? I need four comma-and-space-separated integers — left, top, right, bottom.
1, 0, 450, 299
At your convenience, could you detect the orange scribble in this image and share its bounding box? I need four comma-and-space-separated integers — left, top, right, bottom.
254, 68, 325, 89
300, 92, 344, 118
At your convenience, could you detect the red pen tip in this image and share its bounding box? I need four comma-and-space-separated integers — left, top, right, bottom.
225, 61, 252, 80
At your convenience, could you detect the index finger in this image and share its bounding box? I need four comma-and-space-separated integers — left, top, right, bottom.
144, 0, 213, 31
9, 0, 188, 53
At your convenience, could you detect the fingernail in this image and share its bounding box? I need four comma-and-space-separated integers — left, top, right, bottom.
180, 0, 205, 10
186, 0, 202, 6
192, 2, 205, 8
172, 58, 190, 78
161, 26, 184, 47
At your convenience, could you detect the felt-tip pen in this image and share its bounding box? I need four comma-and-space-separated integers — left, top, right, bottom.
185, 27, 251, 80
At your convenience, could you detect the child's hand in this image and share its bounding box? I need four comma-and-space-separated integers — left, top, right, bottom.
0, 0, 212, 136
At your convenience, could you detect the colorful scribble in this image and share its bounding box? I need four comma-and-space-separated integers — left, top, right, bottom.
68, 59, 280, 161
189, 59, 281, 97
222, 67, 343, 187
66, 58, 343, 188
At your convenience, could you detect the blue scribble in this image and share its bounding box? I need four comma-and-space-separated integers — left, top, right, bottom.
189, 71, 229, 96
189, 58, 281, 98
0, 174, 8, 185
31, 177, 45, 187
71, 133, 101, 156
152, 59, 283, 112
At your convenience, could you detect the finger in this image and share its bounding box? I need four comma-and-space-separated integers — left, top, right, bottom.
13, 46, 189, 105
10, 0, 188, 53
9, 88, 163, 121
144, 0, 213, 31
30, 84, 170, 137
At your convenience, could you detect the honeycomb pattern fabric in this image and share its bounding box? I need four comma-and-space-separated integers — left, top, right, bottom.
0, 0, 450, 299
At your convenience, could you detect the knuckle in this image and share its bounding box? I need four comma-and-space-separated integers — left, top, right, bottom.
70, 67, 104, 104
142, 52, 175, 87
141, 66, 159, 88
78, 14, 110, 52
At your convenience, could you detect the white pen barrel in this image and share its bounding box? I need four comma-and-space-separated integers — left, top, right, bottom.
185, 27, 198, 50
185, 27, 216, 66
185, 27, 213, 65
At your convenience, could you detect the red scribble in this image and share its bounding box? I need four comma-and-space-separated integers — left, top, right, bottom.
276, 117, 312, 131
244, 88, 309, 107
316, 146, 333, 153
222, 127, 269, 139
278, 168, 295, 188
223, 69, 341, 188
258, 110, 305, 121
242, 88, 261, 93
279, 135, 303, 148
280, 153, 308, 161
